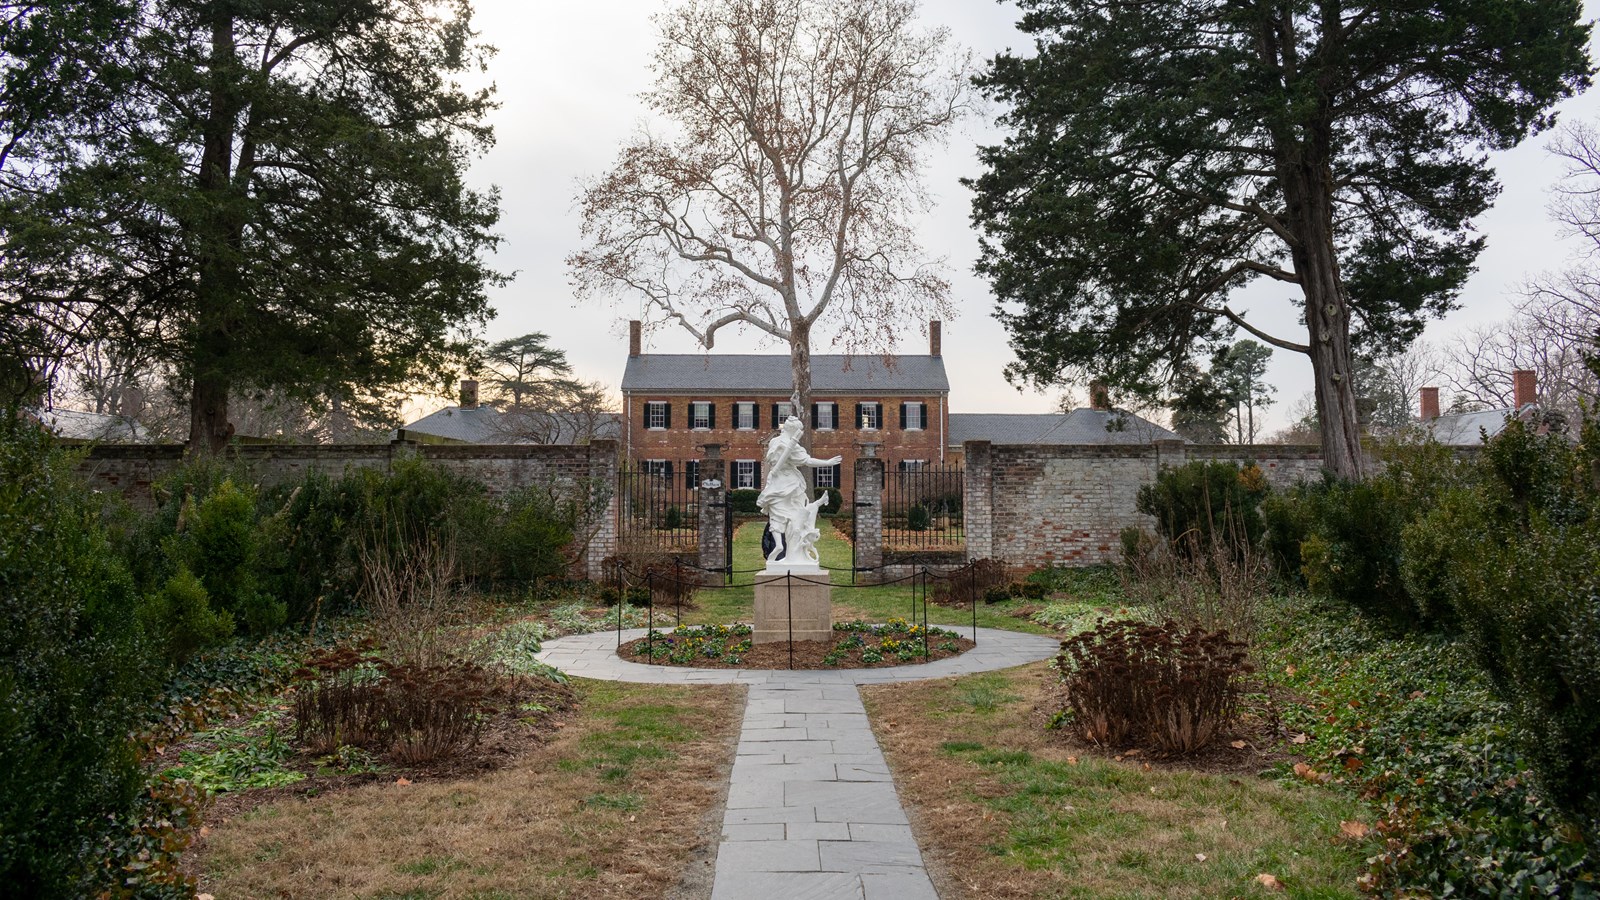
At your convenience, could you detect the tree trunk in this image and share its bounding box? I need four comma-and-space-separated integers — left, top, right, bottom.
189, 362, 234, 452
186, 9, 241, 453
1288, 189, 1366, 479
790, 321, 813, 456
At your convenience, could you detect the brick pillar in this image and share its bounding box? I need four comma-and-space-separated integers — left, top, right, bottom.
585, 439, 620, 580
697, 444, 727, 581
963, 440, 993, 562
853, 454, 884, 578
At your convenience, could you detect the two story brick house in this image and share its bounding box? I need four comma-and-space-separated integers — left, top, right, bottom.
619, 321, 950, 501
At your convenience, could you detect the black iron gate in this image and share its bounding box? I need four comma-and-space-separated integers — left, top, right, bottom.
885, 462, 964, 554
615, 461, 699, 555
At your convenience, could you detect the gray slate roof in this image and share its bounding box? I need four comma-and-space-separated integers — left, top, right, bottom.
621, 354, 949, 394
399, 406, 620, 445
949, 410, 1181, 446
29, 407, 148, 442
1425, 405, 1529, 446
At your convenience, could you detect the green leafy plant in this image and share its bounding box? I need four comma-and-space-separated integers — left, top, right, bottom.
138, 565, 236, 666
186, 478, 286, 635
163, 713, 306, 793
906, 503, 931, 531
1136, 460, 1267, 559
0, 419, 159, 896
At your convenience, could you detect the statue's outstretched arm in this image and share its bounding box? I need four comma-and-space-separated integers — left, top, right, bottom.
802, 454, 844, 468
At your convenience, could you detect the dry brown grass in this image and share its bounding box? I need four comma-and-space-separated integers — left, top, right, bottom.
862, 663, 1369, 900
193, 681, 743, 900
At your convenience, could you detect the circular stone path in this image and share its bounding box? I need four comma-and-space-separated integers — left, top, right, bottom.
535, 626, 1061, 899
534, 625, 1060, 685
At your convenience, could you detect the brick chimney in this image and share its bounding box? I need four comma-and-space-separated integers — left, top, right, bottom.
929, 320, 942, 357
120, 385, 144, 417
1089, 380, 1110, 411
629, 320, 642, 358
459, 379, 479, 410
1419, 386, 1440, 421
1512, 369, 1536, 410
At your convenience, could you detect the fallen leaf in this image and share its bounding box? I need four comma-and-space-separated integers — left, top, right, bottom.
1142, 762, 1152, 771
1255, 873, 1285, 891
199, 826, 212, 838
1344, 757, 1365, 772
1220, 819, 1228, 829
1291, 733, 1309, 745
198, 894, 216, 900
1123, 749, 1141, 757
1339, 820, 1370, 839
395, 777, 412, 786
1195, 853, 1208, 862
1067, 756, 1079, 766
1230, 740, 1248, 749
1409, 690, 1425, 700
1293, 762, 1330, 783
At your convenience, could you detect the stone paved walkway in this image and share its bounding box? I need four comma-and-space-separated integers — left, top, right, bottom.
535, 627, 1060, 899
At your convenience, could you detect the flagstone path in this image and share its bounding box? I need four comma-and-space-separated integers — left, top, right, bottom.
535, 626, 1060, 899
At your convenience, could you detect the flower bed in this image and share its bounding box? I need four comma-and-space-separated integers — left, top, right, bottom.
620, 618, 973, 669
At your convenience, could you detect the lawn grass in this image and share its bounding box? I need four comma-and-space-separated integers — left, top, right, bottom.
193, 680, 742, 899
676, 521, 1052, 634
862, 664, 1374, 899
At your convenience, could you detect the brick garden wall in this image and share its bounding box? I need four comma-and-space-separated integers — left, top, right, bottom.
964, 440, 1325, 569
78, 440, 620, 579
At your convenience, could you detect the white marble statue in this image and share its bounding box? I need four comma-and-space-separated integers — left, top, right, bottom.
756, 416, 843, 568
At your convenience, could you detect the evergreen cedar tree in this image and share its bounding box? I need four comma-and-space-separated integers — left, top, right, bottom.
4, 1, 503, 451
570, 0, 966, 445
0, 0, 136, 404
968, 0, 1592, 479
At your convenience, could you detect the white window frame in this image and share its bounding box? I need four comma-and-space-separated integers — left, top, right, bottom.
689, 400, 712, 430
735, 402, 756, 430
644, 401, 668, 430
775, 401, 794, 421
685, 459, 700, 490
814, 465, 837, 488
734, 459, 758, 489
899, 459, 926, 472
859, 401, 882, 430
644, 459, 670, 478
815, 401, 837, 431
904, 401, 926, 431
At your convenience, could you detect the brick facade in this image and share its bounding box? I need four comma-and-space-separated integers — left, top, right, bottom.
963, 440, 1326, 569
622, 393, 949, 503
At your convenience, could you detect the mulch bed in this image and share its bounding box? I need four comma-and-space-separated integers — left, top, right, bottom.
162, 674, 578, 827
618, 634, 976, 669
1031, 677, 1304, 776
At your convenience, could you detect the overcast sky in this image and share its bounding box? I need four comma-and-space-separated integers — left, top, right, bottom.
447, 0, 1600, 434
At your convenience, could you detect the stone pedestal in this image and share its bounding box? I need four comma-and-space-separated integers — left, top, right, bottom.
752, 568, 832, 644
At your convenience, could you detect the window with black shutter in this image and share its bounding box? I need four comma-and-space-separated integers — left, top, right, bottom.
686, 460, 700, 489
857, 402, 881, 430
901, 401, 925, 431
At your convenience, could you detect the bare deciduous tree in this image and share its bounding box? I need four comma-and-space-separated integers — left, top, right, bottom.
570, 0, 969, 430
492, 379, 615, 445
